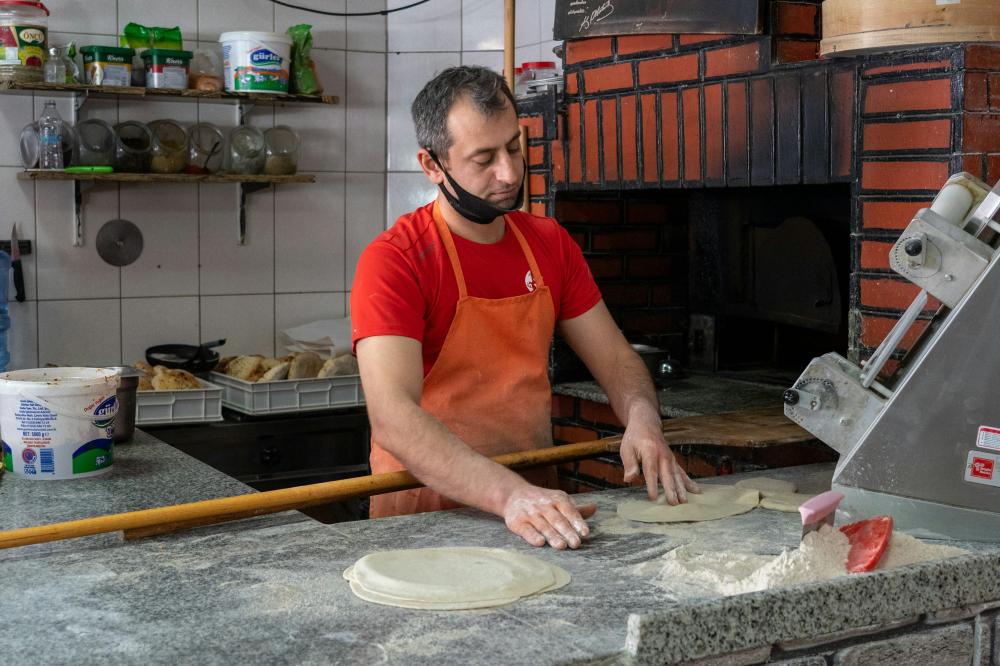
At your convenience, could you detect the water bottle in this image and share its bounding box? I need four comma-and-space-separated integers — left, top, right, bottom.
0, 252, 11, 372
38, 100, 64, 170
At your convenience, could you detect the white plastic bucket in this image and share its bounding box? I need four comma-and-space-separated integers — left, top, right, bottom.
219, 31, 292, 94
0, 367, 119, 479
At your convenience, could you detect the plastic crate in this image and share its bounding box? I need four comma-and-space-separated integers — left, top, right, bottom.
209, 372, 365, 415
136, 380, 224, 425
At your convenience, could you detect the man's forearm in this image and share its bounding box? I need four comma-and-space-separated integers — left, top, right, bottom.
593, 346, 661, 429
369, 399, 529, 516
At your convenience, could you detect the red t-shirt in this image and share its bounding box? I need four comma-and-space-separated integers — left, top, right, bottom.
351, 202, 602, 376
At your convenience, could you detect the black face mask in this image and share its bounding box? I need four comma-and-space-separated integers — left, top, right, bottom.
427, 150, 525, 225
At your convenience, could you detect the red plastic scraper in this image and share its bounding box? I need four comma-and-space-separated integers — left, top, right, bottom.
840, 516, 894, 573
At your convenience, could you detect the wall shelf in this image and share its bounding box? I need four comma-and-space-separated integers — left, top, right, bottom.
0, 81, 338, 106
19, 171, 315, 246
17, 171, 315, 184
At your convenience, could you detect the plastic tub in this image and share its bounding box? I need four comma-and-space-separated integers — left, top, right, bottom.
219, 31, 292, 94
81, 45, 135, 86
141, 48, 192, 89
0, 1, 48, 83
0, 367, 119, 479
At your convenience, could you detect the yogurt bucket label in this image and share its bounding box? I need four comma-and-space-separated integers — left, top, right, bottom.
0, 368, 119, 479
220, 32, 291, 94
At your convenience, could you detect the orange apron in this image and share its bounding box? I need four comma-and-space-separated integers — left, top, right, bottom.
369, 203, 557, 518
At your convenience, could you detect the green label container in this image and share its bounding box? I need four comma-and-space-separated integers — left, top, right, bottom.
80, 45, 135, 86
141, 48, 192, 89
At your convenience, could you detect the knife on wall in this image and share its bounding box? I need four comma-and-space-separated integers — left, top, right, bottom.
11, 223, 24, 303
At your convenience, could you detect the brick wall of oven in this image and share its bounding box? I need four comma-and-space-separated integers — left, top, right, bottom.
518, 9, 1000, 490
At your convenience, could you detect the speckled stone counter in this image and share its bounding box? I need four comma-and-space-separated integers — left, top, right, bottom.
554, 373, 783, 417
2, 459, 998, 665
0, 429, 293, 560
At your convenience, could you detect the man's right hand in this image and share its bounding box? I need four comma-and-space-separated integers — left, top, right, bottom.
502, 485, 597, 550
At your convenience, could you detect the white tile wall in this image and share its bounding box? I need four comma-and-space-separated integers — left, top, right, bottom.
0, 0, 557, 369
384, 0, 558, 241
121, 296, 200, 363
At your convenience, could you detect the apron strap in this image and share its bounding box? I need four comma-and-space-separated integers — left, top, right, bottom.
432, 201, 547, 294
432, 201, 469, 298
505, 216, 546, 289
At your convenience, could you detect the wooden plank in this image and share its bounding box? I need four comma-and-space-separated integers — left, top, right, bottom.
822, 0, 1000, 56
660, 406, 813, 448
17, 171, 315, 184
0, 80, 338, 105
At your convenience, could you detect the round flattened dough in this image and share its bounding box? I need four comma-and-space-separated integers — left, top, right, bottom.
759, 492, 815, 512
734, 477, 797, 494
617, 486, 760, 523
343, 547, 570, 610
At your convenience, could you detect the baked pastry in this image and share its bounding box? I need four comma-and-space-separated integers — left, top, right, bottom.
215, 356, 237, 374
151, 367, 201, 390
288, 352, 323, 379
259, 361, 290, 382
138, 377, 154, 391
317, 354, 358, 378
134, 361, 154, 376
226, 355, 264, 381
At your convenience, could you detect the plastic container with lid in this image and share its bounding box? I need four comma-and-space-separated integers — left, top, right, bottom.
521, 61, 559, 82
228, 125, 265, 174
219, 31, 292, 94
142, 48, 192, 89
81, 45, 135, 86
0, 1, 48, 83
75, 118, 114, 166
263, 125, 299, 175
148, 119, 188, 173
113, 120, 152, 172
186, 122, 225, 174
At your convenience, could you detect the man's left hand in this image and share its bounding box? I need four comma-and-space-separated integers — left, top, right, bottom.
620, 417, 700, 504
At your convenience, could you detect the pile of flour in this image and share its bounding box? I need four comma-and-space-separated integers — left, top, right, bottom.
638, 526, 968, 596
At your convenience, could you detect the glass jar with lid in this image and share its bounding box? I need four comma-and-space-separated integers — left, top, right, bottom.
186, 122, 224, 174
263, 125, 299, 175
228, 125, 265, 175
113, 120, 152, 173
148, 119, 189, 174
76, 118, 114, 166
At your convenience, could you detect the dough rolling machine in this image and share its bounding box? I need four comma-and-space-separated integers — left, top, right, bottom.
783, 172, 1000, 541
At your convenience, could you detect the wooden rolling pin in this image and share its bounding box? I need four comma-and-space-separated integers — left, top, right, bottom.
0, 436, 622, 550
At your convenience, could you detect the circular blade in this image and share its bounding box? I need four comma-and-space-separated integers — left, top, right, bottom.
96, 219, 144, 267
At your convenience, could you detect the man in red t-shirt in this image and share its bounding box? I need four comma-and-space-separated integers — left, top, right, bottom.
352, 66, 699, 550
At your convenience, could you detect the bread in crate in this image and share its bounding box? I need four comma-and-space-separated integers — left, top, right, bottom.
216, 351, 358, 382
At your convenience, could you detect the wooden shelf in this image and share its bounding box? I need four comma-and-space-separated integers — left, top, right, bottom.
17, 171, 315, 184
0, 81, 338, 105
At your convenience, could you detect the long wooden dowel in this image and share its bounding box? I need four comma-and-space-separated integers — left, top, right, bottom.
0, 437, 622, 550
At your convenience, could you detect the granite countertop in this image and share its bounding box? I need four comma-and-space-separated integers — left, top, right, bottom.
554, 373, 785, 417
0, 430, 303, 560
3, 449, 999, 665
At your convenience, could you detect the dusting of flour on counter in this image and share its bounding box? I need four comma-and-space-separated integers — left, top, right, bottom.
637, 526, 968, 596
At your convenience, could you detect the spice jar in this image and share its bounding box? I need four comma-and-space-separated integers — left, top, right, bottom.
263, 125, 299, 175
186, 122, 224, 174
75, 118, 114, 166
228, 125, 265, 175
148, 119, 188, 173
113, 120, 152, 173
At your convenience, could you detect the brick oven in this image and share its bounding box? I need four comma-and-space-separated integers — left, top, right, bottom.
519, 0, 1000, 491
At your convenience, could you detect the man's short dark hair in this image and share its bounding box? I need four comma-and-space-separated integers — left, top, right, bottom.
411, 66, 517, 160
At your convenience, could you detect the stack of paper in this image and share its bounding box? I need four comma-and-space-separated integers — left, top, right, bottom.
278, 317, 353, 358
